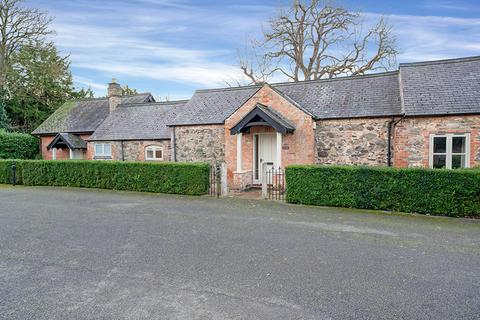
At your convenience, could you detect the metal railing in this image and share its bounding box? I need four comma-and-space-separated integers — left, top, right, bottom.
209, 163, 220, 197
264, 167, 286, 201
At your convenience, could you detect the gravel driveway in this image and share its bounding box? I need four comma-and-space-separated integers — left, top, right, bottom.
0, 186, 479, 319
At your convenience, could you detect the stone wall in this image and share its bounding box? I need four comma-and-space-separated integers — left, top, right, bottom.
315, 118, 391, 166
86, 140, 171, 161
174, 125, 225, 163
393, 115, 480, 168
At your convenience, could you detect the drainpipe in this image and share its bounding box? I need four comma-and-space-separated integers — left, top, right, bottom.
121, 140, 125, 161
171, 126, 177, 162
387, 115, 405, 167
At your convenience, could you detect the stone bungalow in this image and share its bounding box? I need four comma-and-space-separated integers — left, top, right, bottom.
33, 56, 480, 190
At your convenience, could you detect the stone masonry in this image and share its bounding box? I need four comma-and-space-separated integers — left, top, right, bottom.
174, 125, 225, 163
86, 140, 171, 161
393, 115, 480, 168
315, 118, 391, 166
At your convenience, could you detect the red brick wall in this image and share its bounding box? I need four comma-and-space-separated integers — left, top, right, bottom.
40, 134, 90, 160
393, 115, 480, 168
224, 85, 315, 188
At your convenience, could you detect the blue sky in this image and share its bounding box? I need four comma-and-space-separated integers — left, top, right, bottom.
26, 0, 480, 100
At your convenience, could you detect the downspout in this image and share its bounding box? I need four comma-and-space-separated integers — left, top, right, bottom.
171, 126, 177, 162
387, 115, 405, 167
121, 140, 125, 161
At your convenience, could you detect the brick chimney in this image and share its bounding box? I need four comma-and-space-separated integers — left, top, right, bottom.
108, 78, 122, 113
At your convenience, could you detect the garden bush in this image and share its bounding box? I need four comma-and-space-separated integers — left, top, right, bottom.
1, 160, 210, 195
286, 165, 480, 217
0, 130, 39, 159
0, 159, 25, 184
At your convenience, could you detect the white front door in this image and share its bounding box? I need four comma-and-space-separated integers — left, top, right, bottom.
254, 134, 277, 184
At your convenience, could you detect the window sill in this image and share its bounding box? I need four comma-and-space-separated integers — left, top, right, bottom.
93, 156, 113, 160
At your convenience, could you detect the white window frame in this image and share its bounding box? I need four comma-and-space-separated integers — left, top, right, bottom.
429, 133, 470, 169
145, 145, 164, 161
94, 143, 112, 158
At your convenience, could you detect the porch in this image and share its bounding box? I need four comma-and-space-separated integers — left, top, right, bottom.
47, 132, 87, 160
229, 104, 294, 191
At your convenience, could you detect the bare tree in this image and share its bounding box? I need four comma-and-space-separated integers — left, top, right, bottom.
239, 0, 397, 84
0, 0, 53, 88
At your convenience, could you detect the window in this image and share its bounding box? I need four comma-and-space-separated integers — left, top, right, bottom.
145, 145, 163, 161
429, 134, 470, 169
94, 143, 112, 158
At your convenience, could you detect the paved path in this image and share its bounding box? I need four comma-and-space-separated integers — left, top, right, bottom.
0, 186, 479, 319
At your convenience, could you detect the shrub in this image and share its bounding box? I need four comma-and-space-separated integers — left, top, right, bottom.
0, 159, 25, 184
286, 165, 480, 217
1, 160, 210, 195
0, 160, 13, 184
0, 130, 39, 159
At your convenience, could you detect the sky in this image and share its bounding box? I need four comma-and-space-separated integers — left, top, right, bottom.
26, 0, 480, 100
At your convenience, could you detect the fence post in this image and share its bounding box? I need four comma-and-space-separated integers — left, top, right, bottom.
261, 163, 268, 199
11, 163, 16, 186
215, 163, 221, 198
220, 162, 228, 196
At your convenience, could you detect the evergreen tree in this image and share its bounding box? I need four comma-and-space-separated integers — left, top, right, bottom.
5, 42, 81, 132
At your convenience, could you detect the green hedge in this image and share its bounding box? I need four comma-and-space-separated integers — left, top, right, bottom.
0, 130, 39, 159
0, 160, 13, 184
286, 165, 480, 217
0, 160, 210, 195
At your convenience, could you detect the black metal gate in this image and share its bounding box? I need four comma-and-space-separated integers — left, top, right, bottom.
265, 167, 286, 201
209, 163, 220, 197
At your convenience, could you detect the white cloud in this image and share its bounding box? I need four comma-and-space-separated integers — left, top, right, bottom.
363, 12, 480, 62
45, 1, 272, 94
36, 0, 480, 97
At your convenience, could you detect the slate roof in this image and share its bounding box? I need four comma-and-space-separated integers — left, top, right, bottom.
32, 93, 154, 135
169, 56, 480, 126
89, 100, 188, 141
275, 72, 402, 119
169, 86, 261, 125
399, 56, 480, 116
31, 56, 480, 138
47, 133, 87, 150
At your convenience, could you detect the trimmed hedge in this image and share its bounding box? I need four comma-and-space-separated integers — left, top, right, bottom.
0, 160, 210, 195
286, 165, 480, 217
0, 130, 39, 159
0, 160, 13, 184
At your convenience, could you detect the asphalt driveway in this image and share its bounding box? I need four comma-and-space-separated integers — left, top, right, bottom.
0, 186, 479, 320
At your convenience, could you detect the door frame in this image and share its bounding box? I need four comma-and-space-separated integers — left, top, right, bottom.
253, 133, 277, 184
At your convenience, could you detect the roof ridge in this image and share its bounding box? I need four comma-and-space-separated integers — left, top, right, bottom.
195, 71, 399, 93
122, 92, 152, 97
72, 92, 152, 103
118, 100, 189, 108
399, 55, 480, 67
75, 96, 108, 102
195, 84, 262, 93
272, 71, 399, 87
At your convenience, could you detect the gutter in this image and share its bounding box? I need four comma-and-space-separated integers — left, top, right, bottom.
121, 140, 125, 161
387, 115, 405, 167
